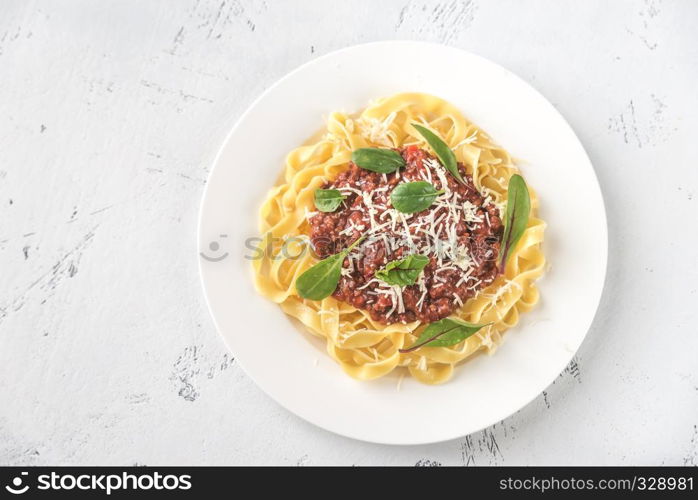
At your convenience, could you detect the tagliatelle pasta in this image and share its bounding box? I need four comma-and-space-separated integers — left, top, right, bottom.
252, 93, 545, 384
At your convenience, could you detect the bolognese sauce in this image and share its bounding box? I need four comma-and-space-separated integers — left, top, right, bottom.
308, 146, 503, 324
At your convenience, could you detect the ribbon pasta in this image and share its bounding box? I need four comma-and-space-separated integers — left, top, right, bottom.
252, 93, 546, 384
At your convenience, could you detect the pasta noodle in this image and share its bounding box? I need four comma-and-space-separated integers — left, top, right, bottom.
252, 93, 545, 384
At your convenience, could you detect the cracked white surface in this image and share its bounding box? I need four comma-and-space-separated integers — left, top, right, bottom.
1, 0, 697, 465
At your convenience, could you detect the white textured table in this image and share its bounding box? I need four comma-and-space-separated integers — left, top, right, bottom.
1, 0, 696, 466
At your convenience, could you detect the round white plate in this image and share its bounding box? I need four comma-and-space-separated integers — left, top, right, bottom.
198, 41, 607, 445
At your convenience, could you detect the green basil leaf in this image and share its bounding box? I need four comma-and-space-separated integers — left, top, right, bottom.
295, 236, 365, 300
352, 148, 405, 173
399, 318, 491, 353
375, 254, 429, 286
390, 181, 444, 214
314, 188, 346, 213
295, 252, 344, 300
498, 174, 530, 273
412, 123, 465, 185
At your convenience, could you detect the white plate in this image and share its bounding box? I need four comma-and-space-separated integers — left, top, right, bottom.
198, 41, 607, 445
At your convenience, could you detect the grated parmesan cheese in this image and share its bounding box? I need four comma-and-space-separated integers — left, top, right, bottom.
357, 111, 397, 146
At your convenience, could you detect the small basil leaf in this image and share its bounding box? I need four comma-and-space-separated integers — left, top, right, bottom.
296, 235, 365, 300
314, 188, 346, 213
399, 318, 490, 353
352, 148, 405, 173
375, 254, 429, 286
295, 252, 345, 300
390, 181, 444, 214
498, 174, 530, 273
412, 123, 465, 185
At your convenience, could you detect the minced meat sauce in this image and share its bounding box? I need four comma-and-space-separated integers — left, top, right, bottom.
308, 146, 503, 324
